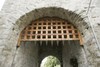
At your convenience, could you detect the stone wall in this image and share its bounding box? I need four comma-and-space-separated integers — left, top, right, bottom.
0, 0, 100, 67
63, 41, 87, 67
12, 42, 38, 67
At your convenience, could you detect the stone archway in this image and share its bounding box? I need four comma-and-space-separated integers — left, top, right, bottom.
38, 43, 63, 67
40, 55, 61, 67
1, 7, 99, 67
13, 7, 99, 67
15, 7, 88, 33
12, 16, 87, 67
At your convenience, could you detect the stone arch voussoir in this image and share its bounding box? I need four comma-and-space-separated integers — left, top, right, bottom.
14, 7, 89, 35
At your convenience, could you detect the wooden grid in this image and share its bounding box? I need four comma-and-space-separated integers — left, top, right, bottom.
18, 17, 83, 46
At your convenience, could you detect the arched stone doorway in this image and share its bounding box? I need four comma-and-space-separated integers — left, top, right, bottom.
38, 43, 62, 67
12, 17, 87, 67
40, 55, 61, 67
2, 7, 99, 67
0, 0, 100, 66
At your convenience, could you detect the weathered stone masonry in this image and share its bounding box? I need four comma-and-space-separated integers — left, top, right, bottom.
0, 0, 100, 67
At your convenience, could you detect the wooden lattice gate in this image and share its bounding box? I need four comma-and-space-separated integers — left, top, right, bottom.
18, 17, 83, 46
